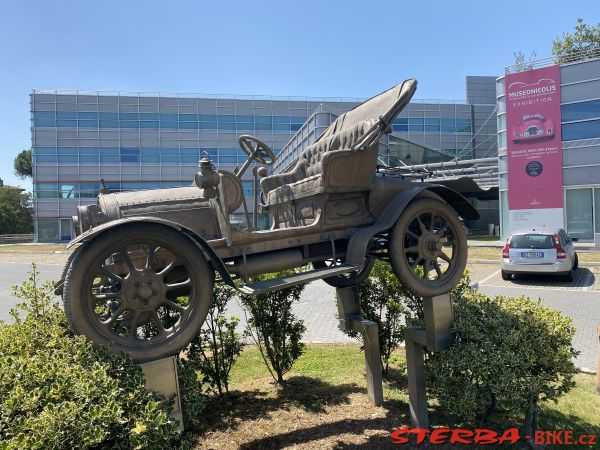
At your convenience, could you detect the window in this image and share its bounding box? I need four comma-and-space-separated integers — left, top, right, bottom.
80, 183, 99, 198
61, 183, 78, 198
120, 147, 140, 163
595, 188, 600, 234
562, 99, 600, 122
562, 119, 600, 141
141, 148, 160, 163
36, 219, 59, 243
60, 218, 72, 241
565, 188, 593, 240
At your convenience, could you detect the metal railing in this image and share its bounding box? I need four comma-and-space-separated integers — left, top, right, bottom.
0, 234, 34, 244
505, 47, 600, 74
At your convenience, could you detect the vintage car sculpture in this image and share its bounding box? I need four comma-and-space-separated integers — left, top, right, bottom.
57, 79, 479, 361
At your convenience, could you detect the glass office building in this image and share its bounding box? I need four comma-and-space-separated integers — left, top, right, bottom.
497, 54, 600, 240
31, 76, 498, 242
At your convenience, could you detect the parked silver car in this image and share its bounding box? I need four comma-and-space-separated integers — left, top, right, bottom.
500, 228, 578, 281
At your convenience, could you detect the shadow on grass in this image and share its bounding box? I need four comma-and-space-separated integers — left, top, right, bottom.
194, 376, 368, 434
239, 417, 401, 450
225, 392, 600, 450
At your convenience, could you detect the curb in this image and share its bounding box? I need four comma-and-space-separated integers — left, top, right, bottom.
467, 259, 600, 267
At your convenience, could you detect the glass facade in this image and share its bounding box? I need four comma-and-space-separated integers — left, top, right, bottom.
32, 78, 498, 242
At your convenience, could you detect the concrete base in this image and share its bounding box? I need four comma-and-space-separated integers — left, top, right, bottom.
140, 356, 184, 432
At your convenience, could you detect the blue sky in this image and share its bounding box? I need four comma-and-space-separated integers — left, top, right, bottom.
1, 0, 598, 189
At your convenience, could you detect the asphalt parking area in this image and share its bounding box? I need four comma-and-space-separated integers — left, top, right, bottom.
468, 263, 600, 292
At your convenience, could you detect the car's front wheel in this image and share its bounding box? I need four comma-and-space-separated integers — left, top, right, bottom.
63, 223, 214, 362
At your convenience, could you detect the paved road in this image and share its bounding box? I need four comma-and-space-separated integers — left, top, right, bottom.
0, 263, 63, 322
1, 260, 597, 371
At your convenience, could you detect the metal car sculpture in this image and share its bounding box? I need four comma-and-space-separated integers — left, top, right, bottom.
57, 79, 479, 362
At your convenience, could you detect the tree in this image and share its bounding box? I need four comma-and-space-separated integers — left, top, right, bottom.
183, 283, 244, 396
0, 186, 33, 234
512, 51, 537, 72
240, 271, 306, 385
13, 149, 32, 179
553, 18, 600, 64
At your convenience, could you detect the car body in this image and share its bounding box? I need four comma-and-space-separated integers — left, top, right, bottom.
55, 80, 480, 361
500, 228, 578, 281
512, 114, 555, 143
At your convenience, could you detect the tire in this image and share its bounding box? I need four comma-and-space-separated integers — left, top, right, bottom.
313, 256, 375, 288
63, 223, 214, 362
501, 270, 511, 280
573, 254, 579, 271
563, 269, 574, 282
389, 198, 467, 297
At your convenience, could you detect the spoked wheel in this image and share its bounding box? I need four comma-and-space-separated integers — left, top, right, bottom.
313, 256, 375, 288
390, 198, 467, 297
63, 224, 214, 362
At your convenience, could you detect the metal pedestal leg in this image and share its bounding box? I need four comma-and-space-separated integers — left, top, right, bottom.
404, 294, 456, 428
336, 285, 384, 406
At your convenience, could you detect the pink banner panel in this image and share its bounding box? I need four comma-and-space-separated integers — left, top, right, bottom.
505, 65, 563, 210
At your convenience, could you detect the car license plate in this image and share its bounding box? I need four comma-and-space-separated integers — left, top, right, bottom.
521, 252, 543, 258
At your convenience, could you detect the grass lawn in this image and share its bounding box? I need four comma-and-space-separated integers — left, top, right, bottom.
189, 344, 599, 449
0, 243, 68, 252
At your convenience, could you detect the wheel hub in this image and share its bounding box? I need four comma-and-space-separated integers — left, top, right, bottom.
420, 231, 443, 260
124, 270, 164, 311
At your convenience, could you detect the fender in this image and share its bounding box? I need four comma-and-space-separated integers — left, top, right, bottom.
64, 216, 237, 288
346, 184, 479, 266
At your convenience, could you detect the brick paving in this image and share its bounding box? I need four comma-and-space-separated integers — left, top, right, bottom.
1, 259, 597, 371
227, 263, 600, 371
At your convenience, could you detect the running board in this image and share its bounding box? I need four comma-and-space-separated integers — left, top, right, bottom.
238, 264, 360, 295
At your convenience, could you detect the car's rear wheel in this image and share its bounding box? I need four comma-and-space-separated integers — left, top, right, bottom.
573, 254, 579, 271
501, 270, 511, 280
389, 198, 467, 297
63, 223, 214, 362
563, 269, 574, 282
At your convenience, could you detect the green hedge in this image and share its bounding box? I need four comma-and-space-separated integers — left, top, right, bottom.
0, 265, 180, 450
427, 288, 579, 430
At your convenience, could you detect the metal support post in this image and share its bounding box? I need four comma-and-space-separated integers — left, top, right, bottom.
140, 356, 184, 432
404, 294, 456, 428
596, 326, 600, 394
336, 285, 384, 406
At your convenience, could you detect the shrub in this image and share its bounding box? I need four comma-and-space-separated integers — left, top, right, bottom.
181, 283, 244, 397
240, 272, 306, 384
426, 288, 578, 435
349, 260, 421, 374
0, 264, 180, 450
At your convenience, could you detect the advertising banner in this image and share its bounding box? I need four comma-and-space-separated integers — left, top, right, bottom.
505, 65, 563, 231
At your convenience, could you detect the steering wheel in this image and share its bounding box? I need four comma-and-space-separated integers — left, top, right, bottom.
238, 135, 275, 165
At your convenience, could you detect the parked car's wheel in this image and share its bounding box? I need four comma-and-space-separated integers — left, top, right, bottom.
573, 253, 579, 271
389, 198, 467, 297
563, 269, 574, 282
501, 270, 511, 280
313, 256, 375, 288
63, 223, 214, 362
